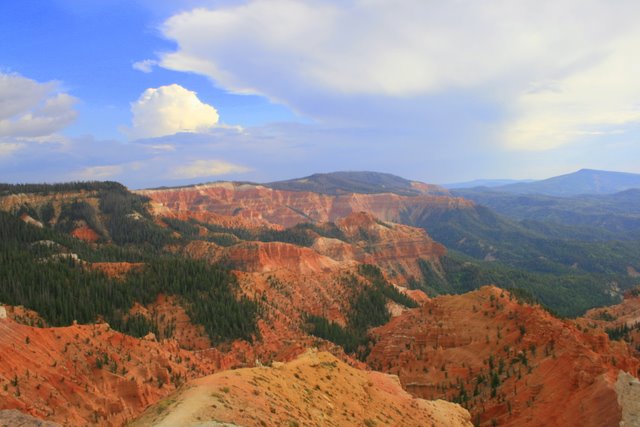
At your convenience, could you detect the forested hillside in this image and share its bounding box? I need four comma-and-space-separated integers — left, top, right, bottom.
0, 188, 259, 344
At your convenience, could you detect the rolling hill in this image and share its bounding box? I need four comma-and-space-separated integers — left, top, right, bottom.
267, 170, 449, 196
452, 188, 640, 240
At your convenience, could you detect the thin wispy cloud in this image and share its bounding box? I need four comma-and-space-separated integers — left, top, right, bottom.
78, 164, 124, 179
171, 159, 250, 179
132, 59, 158, 73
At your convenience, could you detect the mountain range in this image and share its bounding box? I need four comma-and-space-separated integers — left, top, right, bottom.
456, 168, 640, 196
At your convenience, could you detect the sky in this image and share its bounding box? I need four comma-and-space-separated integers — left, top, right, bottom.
1, 0, 640, 188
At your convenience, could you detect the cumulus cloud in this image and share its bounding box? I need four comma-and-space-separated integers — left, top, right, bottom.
157, 0, 640, 150
171, 159, 250, 179
0, 72, 78, 138
123, 84, 220, 139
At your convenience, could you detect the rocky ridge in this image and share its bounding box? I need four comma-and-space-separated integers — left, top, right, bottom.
130, 349, 473, 427
367, 286, 640, 426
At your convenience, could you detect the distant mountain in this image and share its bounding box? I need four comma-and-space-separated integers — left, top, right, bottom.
442, 178, 534, 189
267, 171, 448, 196
490, 169, 640, 196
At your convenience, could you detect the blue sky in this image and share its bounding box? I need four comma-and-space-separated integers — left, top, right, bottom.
1, 0, 640, 188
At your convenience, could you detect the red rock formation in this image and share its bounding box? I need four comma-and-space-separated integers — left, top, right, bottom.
171, 211, 444, 366
175, 209, 446, 288
138, 182, 473, 228
367, 286, 640, 427
331, 211, 446, 285
71, 224, 100, 243
0, 316, 220, 426
183, 239, 351, 275
90, 262, 144, 279
150, 203, 279, 231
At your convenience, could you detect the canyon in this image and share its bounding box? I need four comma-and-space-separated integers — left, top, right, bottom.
1, 177, 639, 426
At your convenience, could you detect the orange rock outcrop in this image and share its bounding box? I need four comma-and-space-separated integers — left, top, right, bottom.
90, 262, 144, 280
70, 224, 100, 243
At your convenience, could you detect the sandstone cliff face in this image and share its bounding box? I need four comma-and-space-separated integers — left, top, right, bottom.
178, 209, 445, 289
150, 204, 279, 231
225, 241, 346, 275
138, 182, 473, 228
332, 211, 446, 284
142, 184, 453, 288
367, 286, 640, 427
130, 349, 473, 427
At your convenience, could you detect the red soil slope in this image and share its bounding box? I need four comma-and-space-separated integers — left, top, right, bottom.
367, 286, 640, 427
0, 316, 218, 426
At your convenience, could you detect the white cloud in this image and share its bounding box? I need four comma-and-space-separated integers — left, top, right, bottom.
132, 59, 158, 73
171, 159, 249, 179
123, 84, 220, 139
78, 164, 124, 179
0, 142, 24, 157
0, 72, 78, 138
503, 28, 640, 150
149, 143, 176, 152
158, 0, 640, 150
